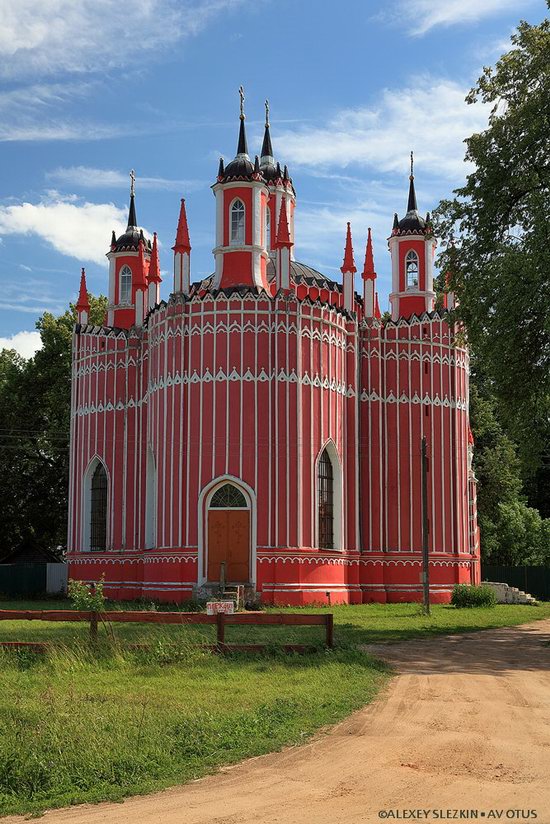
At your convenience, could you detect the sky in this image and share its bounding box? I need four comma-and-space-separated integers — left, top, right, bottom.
0, 0, 545, 358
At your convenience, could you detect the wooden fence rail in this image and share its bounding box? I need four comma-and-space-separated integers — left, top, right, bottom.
0, 609, 334, 652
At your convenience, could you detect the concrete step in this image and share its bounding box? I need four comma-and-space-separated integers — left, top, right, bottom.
483, 581, 538, 605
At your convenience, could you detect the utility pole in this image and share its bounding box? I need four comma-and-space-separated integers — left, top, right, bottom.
421, 436, 431, 615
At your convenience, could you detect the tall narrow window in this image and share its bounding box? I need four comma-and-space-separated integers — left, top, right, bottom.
120, 265, 132, 304
405, 250, 419, 289
90, 463, 107, 551
318, 449, 334, 549
266, 208, 271, 250
230, 199, 245, 245
145, 448, 156, 549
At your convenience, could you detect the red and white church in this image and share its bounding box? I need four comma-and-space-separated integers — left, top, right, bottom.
67, 94, 480, 604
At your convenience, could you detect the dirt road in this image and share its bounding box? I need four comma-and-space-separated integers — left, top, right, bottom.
4, 619, 550, 824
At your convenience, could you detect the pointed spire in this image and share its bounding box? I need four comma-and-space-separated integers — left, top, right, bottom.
283, 164, 289, 181
362, 228, 376, 280
236, 85, 248, 156
393, 213, 399, 231
341, 223, 357, 274
374, 293, 381, 319
127, 169, 137, 228
149, 232, 161, 283
217, 157, 225, 179
76, 267, 90, 312
407, 150, 418, 213
111, 229, 117, 249
254, 155, 260, 174
173, 198, 191, 252
261, 99, 274, 160
276, 198, 292, 247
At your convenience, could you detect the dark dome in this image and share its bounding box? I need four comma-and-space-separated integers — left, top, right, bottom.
397, 209, 427, 234
222, 154, 254, 180
260, 160, 278, 182
113, 227, 152, 253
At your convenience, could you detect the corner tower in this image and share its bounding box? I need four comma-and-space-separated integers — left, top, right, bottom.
388, 153, 436, 320
212, 87, 270, 291
260, 100, 296, 260
106, 171, 151, 328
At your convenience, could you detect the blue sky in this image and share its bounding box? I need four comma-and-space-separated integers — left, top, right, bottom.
0, 0, 545, 356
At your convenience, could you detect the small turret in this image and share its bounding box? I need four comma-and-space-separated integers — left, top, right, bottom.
275, 197, 293, 293
148, 232, 161, 311
173, 198, 191, 295
76, 267, 90, 325
362, 228, 379, 319
341, 222, 357, 312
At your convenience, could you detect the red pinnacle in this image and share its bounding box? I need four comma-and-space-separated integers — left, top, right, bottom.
276, 198, 292, 247
135, 238, 148, 288
76, 267, 90, 312
362, 227, 376, 281
149, 232, 162, 283
173, 198, 191, 252
340, 222, 357, 274
374, 292, 381, 319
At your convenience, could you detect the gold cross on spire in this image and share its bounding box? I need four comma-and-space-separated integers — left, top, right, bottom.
239, 85, 245, 120
265, 99, 269, 128
130, 169, 136, 196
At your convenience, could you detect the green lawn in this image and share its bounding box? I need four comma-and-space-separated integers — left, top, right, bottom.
0, 598, 548, 816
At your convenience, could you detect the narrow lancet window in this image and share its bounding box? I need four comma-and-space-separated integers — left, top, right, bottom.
90, 463, 107, 551
318, 449, 334, 549
405, 250, 419, 289
230, 199, 245, 245
120, 265, 132, 304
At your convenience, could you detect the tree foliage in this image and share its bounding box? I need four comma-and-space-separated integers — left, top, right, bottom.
0, 296, 107, 556
435, 10, 550, 514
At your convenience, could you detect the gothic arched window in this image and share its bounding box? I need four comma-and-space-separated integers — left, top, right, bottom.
318, 449, 334, 549
120, 265, 132, 304
230, 199, 245, 245
405, 250, 419, 289
210, 483, 247, 508
90, 463, 107, 551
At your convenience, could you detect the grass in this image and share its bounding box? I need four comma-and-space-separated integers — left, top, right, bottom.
0, 598, 549, 816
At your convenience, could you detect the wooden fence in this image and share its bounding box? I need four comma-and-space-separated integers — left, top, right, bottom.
0, 609, 334, 653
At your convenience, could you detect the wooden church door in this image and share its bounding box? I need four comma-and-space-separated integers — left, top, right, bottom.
207, 483, 250, 583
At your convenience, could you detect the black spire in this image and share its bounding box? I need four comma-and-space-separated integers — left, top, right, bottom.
218, 157, 225, 178
393, 213, 399, 230
261, 99, 273, 159
407, 151, 417, 213
236, 84, 248, 156
127, 169, 137, 229
253, 155, 260, 174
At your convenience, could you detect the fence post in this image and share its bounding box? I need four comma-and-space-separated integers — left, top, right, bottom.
216, 612, 226, 651
325, 613, 334, 649
90, 611, 98, 644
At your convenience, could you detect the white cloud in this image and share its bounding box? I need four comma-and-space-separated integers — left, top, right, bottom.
398, 0, 535, 35
0, 330, 42, 358
0, 194, 129, 264
46, 167, 202, 193
279, 77, 491, 181
0, 0, 248, 79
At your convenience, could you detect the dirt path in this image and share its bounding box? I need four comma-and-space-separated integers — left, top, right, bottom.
5, 619, 550, 824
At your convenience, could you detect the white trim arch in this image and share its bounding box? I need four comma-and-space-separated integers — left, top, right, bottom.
314, 440, 343, 551
197, 475, 257, 586
229, 198, 246, 246
145, 446, 157, 550
82, 456, 110, 552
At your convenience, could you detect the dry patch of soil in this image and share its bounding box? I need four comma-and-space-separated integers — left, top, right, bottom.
4, 619, 550, 824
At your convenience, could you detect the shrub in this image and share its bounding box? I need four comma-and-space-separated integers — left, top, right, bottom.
68, 576, 106, 612
451, 584, 497, 608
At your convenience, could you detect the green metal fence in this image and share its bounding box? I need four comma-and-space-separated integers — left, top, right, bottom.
0, 564, 47, 597
482, 565, 550, 601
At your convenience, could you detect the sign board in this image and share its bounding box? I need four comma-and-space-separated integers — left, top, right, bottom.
206, 601, 235, 615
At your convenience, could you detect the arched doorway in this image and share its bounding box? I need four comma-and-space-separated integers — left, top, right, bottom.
207, 482, 250, 583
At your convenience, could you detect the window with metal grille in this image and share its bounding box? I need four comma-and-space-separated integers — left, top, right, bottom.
230, 199, 245, 245
405, 250, 419, 289
318, 449, 334, 549
90, 463, 107, 551
119, 265, 132, 304
210, 483, 247, 508
266, 208, 271, 249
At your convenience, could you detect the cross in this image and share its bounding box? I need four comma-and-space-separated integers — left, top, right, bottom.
265, 99, 269, 128
410, 151, 414, 179
239, 85, 245, 119
130, 169, 136, 196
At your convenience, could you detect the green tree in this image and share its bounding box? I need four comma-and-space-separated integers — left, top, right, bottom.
0, 295, 107, 555
435, 10, 550, 514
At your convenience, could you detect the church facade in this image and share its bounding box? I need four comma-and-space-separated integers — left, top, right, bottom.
67, 96, 480, 605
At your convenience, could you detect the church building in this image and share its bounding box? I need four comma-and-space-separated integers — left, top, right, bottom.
67, 93, 480, 604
